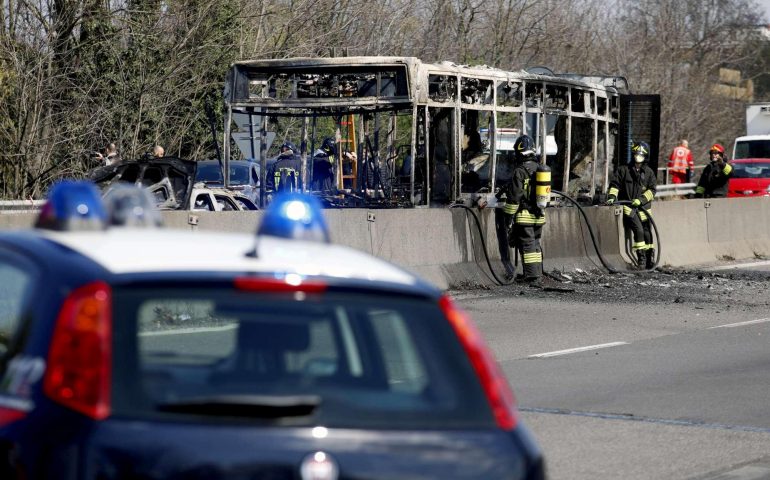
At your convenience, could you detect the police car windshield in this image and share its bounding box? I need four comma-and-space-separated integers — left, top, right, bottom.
111, 288, 492, 428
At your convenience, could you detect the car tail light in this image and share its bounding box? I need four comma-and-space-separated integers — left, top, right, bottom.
43, 281, 112, 420
439, 295, 518, 430
234, 276, 327, 294
0, 407, 27, 428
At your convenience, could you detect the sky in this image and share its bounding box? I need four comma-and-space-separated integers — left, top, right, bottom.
760, 0, 770, 22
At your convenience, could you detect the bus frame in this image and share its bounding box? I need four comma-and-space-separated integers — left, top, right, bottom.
222, 56, 635, 208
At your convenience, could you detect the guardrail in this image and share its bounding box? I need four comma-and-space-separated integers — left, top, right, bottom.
0, 200, 45, 212
655, 183, 696, 198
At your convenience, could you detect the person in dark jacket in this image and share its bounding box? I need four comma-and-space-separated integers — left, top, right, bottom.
694, 143, 733, 198
501, 135, 545, 283
607, 140, 657, 269
266, 141, 302, 193
311, 137, 337, 193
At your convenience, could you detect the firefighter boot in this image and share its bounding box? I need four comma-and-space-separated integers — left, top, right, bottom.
645, 248, 656, 270
636, 250, 646, 269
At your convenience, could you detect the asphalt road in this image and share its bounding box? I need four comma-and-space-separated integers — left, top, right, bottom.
453, 268, 770, 480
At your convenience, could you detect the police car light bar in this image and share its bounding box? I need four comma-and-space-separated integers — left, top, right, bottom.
257, 193, 330, 244
35, 180, 108, 231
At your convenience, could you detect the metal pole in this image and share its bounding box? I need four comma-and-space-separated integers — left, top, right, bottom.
410, 105, 417, 205
259, 113, 268, 208
301, 116, 309, 192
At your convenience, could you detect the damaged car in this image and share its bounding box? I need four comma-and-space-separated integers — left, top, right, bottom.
89, 157, 258, 211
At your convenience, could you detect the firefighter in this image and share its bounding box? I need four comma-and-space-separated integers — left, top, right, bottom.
694, 143, 733, 198
267, 141, 302, 193
607, 140, 657, 269
501, 135, 546, 284
311, 137, 337, 192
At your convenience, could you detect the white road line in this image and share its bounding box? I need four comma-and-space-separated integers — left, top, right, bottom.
704, 260, 770, 271
139, 324, 238, 337
709, 318, 770, 329
529, 341, 628, 358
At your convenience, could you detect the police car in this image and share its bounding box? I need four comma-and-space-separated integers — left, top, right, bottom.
0, 181, 544, 480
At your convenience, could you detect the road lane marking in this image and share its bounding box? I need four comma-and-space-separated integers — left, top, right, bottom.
528, 341, 628, 358
519, 407, 770, 433
704, 260, 770, 271
708, 318, 770, 329
140, 324, 238, 337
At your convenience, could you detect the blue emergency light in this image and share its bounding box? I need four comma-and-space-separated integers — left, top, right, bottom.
103, 183, 163, 227
257, 193, 330, 243
35, 180, 107, 231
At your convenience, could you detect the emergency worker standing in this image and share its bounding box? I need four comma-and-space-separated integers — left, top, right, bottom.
267, 142, 302, 193
311, 137, 337, 192
667, 139, 693, 184
694, 143, 733, 198
501, 135, 545, 283
607, 141, 657, 269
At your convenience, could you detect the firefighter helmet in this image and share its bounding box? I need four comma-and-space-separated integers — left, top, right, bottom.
280, 141, 297, 156
513, 135, 536, 161
631, 140, 649, 163
709, 143, 725, 154
321, 137, 337, 156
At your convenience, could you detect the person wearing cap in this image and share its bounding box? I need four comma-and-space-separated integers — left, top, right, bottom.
694, 143, 733, 198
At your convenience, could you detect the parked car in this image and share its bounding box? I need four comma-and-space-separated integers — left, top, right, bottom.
189, 185, 258, 211
727, 158, 770, 197
90, 157, 257, 210
0, 183, 544, 480
195, 159, 262, 203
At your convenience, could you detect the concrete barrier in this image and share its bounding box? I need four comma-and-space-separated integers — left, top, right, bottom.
3, 196, 770, 289
647, 199, 711, 267
705, 196, 770, 261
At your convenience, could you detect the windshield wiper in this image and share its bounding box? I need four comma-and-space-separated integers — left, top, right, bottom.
156, 394, 321, 418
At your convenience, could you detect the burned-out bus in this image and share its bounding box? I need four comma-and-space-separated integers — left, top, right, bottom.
222, 56, 659, 207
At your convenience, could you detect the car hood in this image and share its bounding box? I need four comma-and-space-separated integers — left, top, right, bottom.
728, 177, 770, 196
90, 157, 198, 210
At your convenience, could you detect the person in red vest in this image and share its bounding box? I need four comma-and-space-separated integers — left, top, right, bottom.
667, 139, 694, 184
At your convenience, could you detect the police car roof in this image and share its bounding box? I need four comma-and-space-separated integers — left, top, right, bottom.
31, 229, 425, 288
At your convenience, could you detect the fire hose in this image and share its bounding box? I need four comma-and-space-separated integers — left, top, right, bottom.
450, 191, 662, 286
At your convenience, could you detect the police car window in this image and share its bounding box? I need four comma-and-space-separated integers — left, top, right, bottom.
0, 263, 32, 356
136, 300, 237, 365
111, 290, 494, 429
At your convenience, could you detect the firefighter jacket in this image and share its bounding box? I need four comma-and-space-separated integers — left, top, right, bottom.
501, 159, 545, 225
695, 161, 733, 198
608, 164, 656, 220
266, 153, 302, 192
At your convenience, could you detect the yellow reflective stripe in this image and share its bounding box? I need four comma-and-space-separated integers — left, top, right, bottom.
623, 206, 632, 215
503, 203, 518, 214
695, 186, 705, 194
515, 210, 546, 225
522, 252, 542, 263
608, 187, 619, 196
632, 241, 646, 250
723, 164, 733, 175
643, 190, 654, 201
